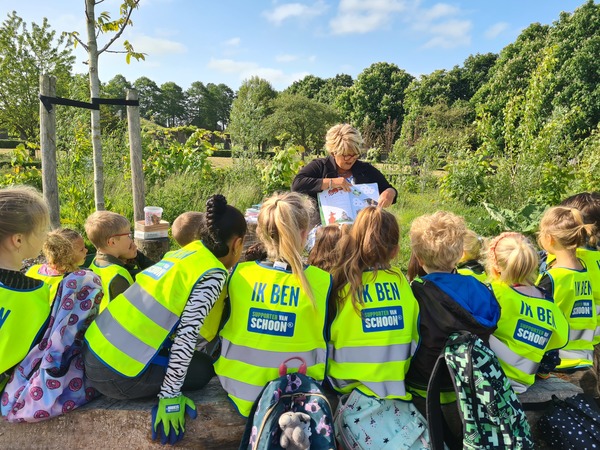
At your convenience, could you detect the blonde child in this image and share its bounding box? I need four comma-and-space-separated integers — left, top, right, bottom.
0, 186, 102, 422
307, 225, 343, 272
536, 206, 598, 397
215, 192, 332, 417
26, 228, 88, 304
85, 210, 154, 310
329, 207, 423, 447
457, 229, 487, 283
486, 232, 569, 393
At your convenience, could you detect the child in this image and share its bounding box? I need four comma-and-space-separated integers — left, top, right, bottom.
215, 192, 332, 417
172, 211, 204, 247
0, 186, 102, 422
307, 224, 342, 272
85, 210, 154, 310
457, 229, 487, 283
83, 195, 246, 445
536, 206, 598, 397
328, 207, 423, 446
26, 228, 88, 304
406, 211, 500, 401
486, 232, 569, 393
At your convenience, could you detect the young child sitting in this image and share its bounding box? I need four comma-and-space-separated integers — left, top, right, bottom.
85, 210, 154, 310
456, 229, 487, 283
26, 228, 88, 305
486, 232, 569, 393
307, 225, 343, 272
406, 211, 500, 401
172, 211, 205, 247
536, 206, 598, 398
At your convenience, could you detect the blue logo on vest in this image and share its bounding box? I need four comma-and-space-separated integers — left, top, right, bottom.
570, 300, 593, 318
361, 306, 404, 333
513, 319, 551, 350
142, 260, 174, 280
248, 307, 296, 337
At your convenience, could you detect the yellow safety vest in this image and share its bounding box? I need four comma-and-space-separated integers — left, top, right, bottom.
537, 266, 596, 368
328, 268, 420, 400
85, 241, 226, 378
89, 259, 134, 312
456, 267, 488, 284
489, 281, 569, 393
215, 261, 331, 417
575, 248, 600, 344
0, 284, 51, 384
25, 264, 64, 305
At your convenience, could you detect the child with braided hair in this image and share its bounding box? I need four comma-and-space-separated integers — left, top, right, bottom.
83, 194, 247, 445
486, 232, 569, 393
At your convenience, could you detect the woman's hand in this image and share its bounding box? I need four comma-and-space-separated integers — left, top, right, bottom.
377, 188, 396, 208
334, 177, 352, 192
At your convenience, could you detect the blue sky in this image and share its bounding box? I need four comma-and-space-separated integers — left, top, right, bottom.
7, 0, 590, 91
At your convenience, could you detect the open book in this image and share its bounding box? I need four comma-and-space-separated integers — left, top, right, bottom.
317, 183, 379, 225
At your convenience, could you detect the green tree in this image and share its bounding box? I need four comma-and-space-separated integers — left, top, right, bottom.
134, 76, 162, 121
185, 82, 234, 131
0, 12, 74, 141
285, 75, 326, 99
228, 76, 277, 151
264, 94, 339, 152
102, 73, 132, 119
337, 62, 414, 134
159, 81, 185, 127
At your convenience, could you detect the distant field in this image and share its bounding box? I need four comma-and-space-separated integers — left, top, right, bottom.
208, 156, 233, 168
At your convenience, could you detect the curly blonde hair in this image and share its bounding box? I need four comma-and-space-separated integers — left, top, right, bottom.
410, 211, 466, 272
485, 232, 538, 285
43, 228, 83, 273
325, 124, 363, 157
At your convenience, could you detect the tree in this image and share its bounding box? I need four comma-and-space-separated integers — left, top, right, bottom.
159, 81, 185, 127
67, 0, 144, 210
102, 73, 132, 119
264, 94, 339, 152
284, 75, 326, 99
185, 82, 234, 131
337, 62, 414, 134
228, 76, 277, 151
0, 12, 74, 142
133, 76, 162, 121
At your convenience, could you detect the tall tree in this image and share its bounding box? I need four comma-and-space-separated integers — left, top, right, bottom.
228, 76, 277, 151
133, 76, 162, 121
159, 81, 185, 127
264, 94, 339, 152
67, 0, 144, 210
0, 12, 74, 142
102, 73, 132, 119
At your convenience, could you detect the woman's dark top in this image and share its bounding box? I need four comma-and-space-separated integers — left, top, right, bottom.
291, 156, 397, 203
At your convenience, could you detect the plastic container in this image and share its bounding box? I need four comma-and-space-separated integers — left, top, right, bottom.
144, 206, 163, 226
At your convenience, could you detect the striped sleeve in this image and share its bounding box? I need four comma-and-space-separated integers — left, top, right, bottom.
158, 269, 227, 399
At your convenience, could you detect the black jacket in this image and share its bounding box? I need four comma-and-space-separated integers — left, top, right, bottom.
291, 156, 397, 203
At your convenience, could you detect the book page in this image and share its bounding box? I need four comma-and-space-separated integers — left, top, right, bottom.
317, 183, 380, 225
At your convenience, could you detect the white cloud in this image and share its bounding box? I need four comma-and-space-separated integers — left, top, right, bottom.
421, 19, 472, 48
276, 54, 300, 62
207, 58, 309, 89
485, 22, 509, 39
223, 37, 241, 47
129, 35, 186, 55
263, 1, 328, 26
330, 0, 410, 35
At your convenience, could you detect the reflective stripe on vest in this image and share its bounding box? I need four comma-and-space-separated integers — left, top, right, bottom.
559, 348, 594, 368
328, 268, 419, 401
490, 281, 569, 391
538, 267, 595, 368
86, 241, 226, 377
215, 261, 331, 417
89, 259, 134, 311
0, 284, 50, 374
569, 327, 595, 342
25, 264, 64, 305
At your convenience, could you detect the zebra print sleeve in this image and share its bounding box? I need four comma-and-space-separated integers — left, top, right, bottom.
158, 269, 227, 399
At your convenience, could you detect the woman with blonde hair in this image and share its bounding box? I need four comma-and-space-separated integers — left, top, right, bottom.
292, 123, 397, 210
215, 192, 332, 417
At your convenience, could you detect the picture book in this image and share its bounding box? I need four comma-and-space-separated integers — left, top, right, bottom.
317, 183, 379, 225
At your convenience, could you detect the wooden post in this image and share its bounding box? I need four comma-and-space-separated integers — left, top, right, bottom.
40, 74, 60, 229
126, 89, 144, 222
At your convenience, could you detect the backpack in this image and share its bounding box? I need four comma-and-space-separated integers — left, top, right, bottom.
427, 331, 533, 450
537, 394, 600, 449
239, 357, 336, 450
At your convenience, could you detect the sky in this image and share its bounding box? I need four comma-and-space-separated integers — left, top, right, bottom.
4, 0, 591, 92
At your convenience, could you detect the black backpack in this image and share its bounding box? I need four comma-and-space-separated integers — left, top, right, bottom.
537, 394, 600, 449
427, 331, 534, 449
